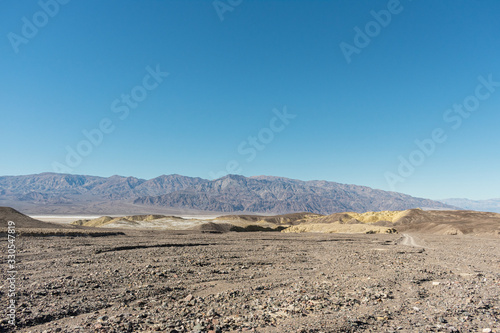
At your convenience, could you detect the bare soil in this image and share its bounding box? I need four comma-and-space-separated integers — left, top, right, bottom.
1, 230, 499, 332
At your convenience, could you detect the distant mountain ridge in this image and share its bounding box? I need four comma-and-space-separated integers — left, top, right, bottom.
0, 173, 456, 214
439, 198, 500, 213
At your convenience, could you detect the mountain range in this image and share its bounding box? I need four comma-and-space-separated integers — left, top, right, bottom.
439, 198, 500, 214
0, 173, 458, 215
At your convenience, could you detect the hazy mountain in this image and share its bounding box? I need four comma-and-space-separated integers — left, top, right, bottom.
134, 174, 456, 214
439, 198, 500, 213
0, 173, 207, 200
0, 173, 456, 215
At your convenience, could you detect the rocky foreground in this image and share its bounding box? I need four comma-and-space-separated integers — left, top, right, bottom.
1, 230, 499, 332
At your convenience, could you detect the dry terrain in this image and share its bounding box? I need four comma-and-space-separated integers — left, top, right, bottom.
69, 209, 500, 238
1, 207, 499, 332
1, 229, 499, 332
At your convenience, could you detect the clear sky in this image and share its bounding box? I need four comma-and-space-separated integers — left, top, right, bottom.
1, 0, 499, 200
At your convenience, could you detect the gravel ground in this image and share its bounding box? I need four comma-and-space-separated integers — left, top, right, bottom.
1, 230, 499, 332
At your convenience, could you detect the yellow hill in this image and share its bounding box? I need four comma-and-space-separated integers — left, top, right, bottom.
72, 216, 114, 227
216, 212, 322, 225
71, 215, 177, 227
282, 223, 397, 234
308, 209, 418, 224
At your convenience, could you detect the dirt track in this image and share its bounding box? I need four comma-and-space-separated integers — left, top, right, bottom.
400, 234, 424, 248
1, 230, 499, 332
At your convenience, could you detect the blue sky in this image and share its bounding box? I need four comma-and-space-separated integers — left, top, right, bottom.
1, 0, 499, 200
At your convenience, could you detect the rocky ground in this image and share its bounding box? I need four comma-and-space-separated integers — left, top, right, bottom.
1, 230, 499, 332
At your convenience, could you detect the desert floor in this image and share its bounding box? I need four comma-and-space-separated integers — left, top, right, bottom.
1, 231, 499, 332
